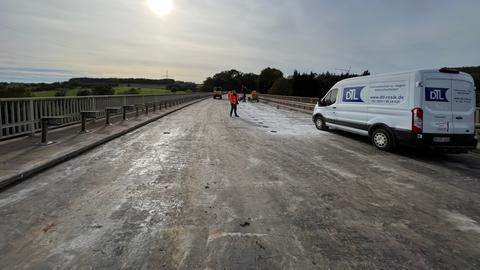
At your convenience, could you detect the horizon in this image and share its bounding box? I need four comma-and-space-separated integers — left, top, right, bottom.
1, 0, 479, 83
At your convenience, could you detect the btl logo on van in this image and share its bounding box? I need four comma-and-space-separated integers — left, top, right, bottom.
425, 88, 449, 102
342, 87, 365, 103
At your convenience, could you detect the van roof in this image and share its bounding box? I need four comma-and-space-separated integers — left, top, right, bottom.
338, 68, 472, 84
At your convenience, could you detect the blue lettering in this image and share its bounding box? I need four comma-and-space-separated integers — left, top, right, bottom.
425, 88, 449, 102
342, 87, 365, 103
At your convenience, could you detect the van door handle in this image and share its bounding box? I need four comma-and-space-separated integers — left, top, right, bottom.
332, 106, 337, 109
456, 116, 463, 120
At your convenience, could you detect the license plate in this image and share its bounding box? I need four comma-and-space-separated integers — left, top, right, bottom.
433, 137, 450, 143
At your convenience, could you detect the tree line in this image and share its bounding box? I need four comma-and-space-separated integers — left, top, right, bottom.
0, 77, 197, 98
202, 66, 480, 100
201, 68, 370, 98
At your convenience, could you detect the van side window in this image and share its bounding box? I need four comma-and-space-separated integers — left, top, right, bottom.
328, 89, 338, 104
320, 91, 331, 105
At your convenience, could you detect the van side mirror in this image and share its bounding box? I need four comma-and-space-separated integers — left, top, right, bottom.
319, 100, 327, 107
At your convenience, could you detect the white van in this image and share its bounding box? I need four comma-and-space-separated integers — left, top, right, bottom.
312, 68, 478, 152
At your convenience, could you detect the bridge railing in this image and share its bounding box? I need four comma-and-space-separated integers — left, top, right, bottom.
0, 93, 208, 140
259, 94, 318, 104
258, 94, 317, 112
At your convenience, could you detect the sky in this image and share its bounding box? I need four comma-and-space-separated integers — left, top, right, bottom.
0, 0, 479, 83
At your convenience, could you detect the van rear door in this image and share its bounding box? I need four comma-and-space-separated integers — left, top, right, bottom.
423, 75, 453, 134
451, 79, 475, 134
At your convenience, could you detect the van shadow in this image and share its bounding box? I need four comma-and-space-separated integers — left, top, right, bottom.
326, 129, 478, 164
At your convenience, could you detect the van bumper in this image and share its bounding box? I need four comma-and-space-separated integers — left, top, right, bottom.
394, 130, 478, 151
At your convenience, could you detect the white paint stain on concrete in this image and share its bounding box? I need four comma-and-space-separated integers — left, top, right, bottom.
442, 210, 480, 233
207, 232, 268, 245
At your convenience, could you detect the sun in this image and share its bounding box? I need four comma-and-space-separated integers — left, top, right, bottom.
147, 0, 173, 17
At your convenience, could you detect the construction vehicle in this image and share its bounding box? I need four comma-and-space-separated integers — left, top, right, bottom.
213, 87, 223, 99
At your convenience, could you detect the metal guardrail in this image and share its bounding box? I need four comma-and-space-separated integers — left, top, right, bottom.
0, 93, 209, 140
259, 95, 316, 112
260, 94, 318, 104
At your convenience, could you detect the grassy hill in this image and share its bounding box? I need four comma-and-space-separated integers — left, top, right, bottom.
30, 85, 182, 97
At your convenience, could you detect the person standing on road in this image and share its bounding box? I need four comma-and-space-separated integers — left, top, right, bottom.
242, 86, 247, 103
229, 90, 239, 117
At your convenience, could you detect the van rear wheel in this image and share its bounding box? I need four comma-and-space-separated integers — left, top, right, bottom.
371, 128, 395, 151
314, 116, 328, 131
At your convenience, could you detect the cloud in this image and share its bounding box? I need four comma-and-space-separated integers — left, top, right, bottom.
0, 66, 78, 83
0, 0, 479, 83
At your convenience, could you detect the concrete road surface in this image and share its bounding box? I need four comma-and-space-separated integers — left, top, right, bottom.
1, 98, 479, 270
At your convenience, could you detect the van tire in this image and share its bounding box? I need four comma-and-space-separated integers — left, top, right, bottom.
314, 116, 328, 131
371, 128, 395, 151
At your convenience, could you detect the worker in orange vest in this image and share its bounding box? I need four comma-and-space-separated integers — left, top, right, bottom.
229, 90, 239, 117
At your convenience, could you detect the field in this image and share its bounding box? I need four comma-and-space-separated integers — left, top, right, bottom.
114, 85, 184, 95
32, 89, 80, 97
31, 85, 184, 97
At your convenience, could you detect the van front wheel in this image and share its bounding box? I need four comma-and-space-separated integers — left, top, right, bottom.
314, 116, 328, 131
371, 128, 395, 151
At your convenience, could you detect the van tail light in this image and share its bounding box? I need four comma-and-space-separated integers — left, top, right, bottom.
412, 107, 423, 134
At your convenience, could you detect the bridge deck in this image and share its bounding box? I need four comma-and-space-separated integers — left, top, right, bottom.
1, 98, 480, 269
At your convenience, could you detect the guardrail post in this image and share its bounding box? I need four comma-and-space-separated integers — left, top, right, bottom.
41, 118, 48, 144
106, 110, 112, 125
39, 117, 63, 145
29, 99, 35, 135
81, 114, 87, 132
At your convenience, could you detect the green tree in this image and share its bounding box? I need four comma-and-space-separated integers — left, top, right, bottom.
291, 71, 318, 97
201, 70, 242, 92
239, 73, 259, 91
54, 89, 67, 97
0, 85, 31, 98
213, 69, 242, 91
91, 85, 114, 95
201, 77, 215, 92
77, 89, 92, 96
269, 78, 293, 96
258, 68, 283, 94
126, 88, 140, 95
361, 70, 371, 76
